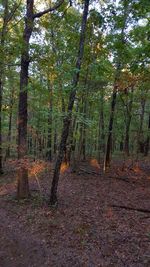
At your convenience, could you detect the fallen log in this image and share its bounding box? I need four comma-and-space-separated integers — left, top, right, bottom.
111, 205, 150, 214
79, 168, 100, 176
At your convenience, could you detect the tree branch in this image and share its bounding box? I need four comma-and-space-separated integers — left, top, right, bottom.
33, 0, 64, 19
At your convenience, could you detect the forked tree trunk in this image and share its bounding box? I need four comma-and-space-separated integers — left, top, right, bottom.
50, 0, 90, 205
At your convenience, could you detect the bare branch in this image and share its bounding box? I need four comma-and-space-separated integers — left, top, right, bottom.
33, 0, 64, 19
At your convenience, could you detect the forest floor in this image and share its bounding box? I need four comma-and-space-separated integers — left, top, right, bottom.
0, 158, 150, 267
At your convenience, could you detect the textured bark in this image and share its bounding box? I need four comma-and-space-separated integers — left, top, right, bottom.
17, 0, 64, 198
50, 0, 90, 205
17, 0, 34, 198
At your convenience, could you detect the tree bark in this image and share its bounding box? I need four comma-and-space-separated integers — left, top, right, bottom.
50, 0, 90, 206
17, 0, 64, 198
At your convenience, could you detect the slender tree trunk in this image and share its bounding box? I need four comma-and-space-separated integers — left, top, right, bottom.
124, 87, 133, 156
137, 98, 145, 155
104, 84, 118, 170
0, 0, 9, 174
46, 78, 53, 161
144, 113, 150, 156
98, 88, 105, 162
50, 0, 90, 205
6, 88, 15, 159
104, 0, 129, 170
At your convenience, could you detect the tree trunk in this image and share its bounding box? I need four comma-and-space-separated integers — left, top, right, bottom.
17, 0, 34, 198
124, 87, 133, 156
137, 98, 145, 155
98, 88, 105, 163
46, 78, 53, 161
5, 87, 15, 159
50, 0, 90, 205
17, 0, 64, 198
0, 0, 9, 174
104, 85, 117, 170
144, 113, 150, 156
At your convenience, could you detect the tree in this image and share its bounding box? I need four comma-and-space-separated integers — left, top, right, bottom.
17, 0, 65, 199
50, 0, 90, 206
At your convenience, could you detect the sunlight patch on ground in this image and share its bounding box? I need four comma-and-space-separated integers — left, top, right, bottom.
90, 159, 100, 169
60, 162, 69, 174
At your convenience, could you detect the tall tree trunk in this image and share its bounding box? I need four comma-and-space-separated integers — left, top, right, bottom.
98, 88, 105, 163
124, 87, 133, 156
104, 0, 129, 170
0, 0, 9, 174
137, 98, 145, 155
50, 0, 90, 205
104, 82, 118, 170
46, 78, 53, 161
6, 87, 15, 159
17, 0, 34, 198
17, 0, 64, 198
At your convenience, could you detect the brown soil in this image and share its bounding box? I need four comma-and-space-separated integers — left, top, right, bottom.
0, 159, 150, 267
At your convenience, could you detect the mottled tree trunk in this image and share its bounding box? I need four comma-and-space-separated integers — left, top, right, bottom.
50, 0, 90, 205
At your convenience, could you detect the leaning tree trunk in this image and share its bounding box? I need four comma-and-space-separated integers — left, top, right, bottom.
50, 0, 90, 206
